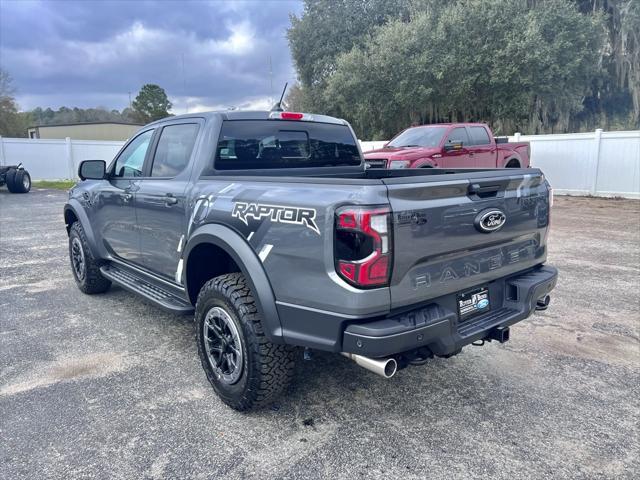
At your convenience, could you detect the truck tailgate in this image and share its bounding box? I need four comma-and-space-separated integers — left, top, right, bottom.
383, 170, 550, 309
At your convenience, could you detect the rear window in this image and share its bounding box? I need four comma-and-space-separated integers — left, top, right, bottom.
214, 120, 361, 170
469, 126, 491, 145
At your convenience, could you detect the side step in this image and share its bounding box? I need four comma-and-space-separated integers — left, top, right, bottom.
100, 264, 194, 314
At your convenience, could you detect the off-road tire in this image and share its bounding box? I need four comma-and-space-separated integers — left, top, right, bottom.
10, 170, 31, 193
68, 222, 111, 294
196, 273, 295, 411
5, 168, 18, 192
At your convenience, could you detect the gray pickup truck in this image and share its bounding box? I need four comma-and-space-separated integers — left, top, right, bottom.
64, 110, 557, 411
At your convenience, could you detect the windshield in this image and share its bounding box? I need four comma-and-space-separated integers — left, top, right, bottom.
387, 126, 448, 148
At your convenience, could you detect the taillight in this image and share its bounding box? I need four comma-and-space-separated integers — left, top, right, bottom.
334, 206, 392, 288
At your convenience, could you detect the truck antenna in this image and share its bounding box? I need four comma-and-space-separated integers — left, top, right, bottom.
270, 82, 288, 112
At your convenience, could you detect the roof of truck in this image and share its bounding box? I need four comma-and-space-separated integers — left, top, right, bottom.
403, 122, 489, 127
146, 110, 347, 126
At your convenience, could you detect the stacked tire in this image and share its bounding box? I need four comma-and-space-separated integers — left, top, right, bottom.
5, 168, 31, 193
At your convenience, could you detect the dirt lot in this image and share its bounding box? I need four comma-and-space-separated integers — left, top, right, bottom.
0, 190, 638, 479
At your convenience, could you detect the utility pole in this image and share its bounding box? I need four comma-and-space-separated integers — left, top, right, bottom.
182, 53, 188, 114
269, 56, 274, 105
128, 92, 132, 109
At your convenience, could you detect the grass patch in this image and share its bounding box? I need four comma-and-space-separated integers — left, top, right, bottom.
32, 180, 77, 190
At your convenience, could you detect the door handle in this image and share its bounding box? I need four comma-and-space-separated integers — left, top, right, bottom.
468, 183, 502, 198
121, 193, 133, 202
164, 194, 178, 206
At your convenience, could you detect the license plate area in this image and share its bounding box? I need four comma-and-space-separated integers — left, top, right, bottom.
457, 287, 490, 321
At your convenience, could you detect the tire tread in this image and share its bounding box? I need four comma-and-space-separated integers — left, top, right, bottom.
69, 222, 111, 294
5, 169, 17, 193
196, 273, 295, 411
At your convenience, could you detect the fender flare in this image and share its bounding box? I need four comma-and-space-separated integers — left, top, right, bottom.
183, 223, 284, 344
64, 200, 101, 258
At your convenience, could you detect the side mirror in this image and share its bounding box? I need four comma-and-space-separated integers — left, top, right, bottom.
78, 160, 106, 180
443, 141, 463, 152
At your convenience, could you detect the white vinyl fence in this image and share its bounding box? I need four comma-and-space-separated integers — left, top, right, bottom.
361, 129, 640, 199
1, 130, 638, 198
0, 137, 124, 181
509, 130, 640, 199
360, 141, 387, 152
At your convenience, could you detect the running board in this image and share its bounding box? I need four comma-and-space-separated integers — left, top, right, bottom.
100, 264, 194, 314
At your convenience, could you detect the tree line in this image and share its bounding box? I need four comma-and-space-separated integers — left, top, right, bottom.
0, 75, 172, 138
287, 0, 639, 139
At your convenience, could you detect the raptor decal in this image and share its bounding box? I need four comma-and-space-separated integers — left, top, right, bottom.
232, 202, 320, 235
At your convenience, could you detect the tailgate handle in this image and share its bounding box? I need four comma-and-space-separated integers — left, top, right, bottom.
468, 183, 501, 198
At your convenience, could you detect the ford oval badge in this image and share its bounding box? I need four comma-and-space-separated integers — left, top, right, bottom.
477, 299, 489, 309
475, 209, 506, 233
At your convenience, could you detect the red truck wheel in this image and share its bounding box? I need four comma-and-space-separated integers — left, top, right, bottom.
505, 159, 520, 168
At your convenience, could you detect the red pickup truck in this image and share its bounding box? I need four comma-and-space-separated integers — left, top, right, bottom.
364, 123, 530, 169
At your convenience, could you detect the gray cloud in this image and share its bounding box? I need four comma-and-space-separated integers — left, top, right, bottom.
0, 0, 302, 112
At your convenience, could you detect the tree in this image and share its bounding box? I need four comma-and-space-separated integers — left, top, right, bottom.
570, 0, 640, 128
1, 74, 171, 134
27, 105, 139, 126
288, 0, 638, 136
120, 107, 138, 123
283, 83, 308, 112
0, 69, 29, 137
131, 84, 172, 123
293, 0, 605, 138
288, 0, 415, 111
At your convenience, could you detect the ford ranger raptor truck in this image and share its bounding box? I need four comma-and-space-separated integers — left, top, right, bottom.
64, 110, 557, 411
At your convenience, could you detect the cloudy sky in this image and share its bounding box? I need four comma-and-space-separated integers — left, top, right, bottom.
0, 0, 303, 113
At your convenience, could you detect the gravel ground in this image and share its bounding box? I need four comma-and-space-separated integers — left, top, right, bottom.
0, 189, 638, 479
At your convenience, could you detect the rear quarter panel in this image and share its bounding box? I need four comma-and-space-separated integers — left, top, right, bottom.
498, 143, 530, 167
190, 177, 392, 317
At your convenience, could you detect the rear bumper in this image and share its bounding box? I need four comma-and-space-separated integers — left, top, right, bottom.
341, 265, 557, 357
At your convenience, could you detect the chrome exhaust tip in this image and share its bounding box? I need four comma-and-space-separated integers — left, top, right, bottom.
341, 352, 397, 378
536, 295, 551, 311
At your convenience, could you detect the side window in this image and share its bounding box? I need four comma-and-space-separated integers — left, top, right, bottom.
112, 130, 154, 178
151, 124, 199, 177
445, 127, 470, 146
469, 126, 491, 146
